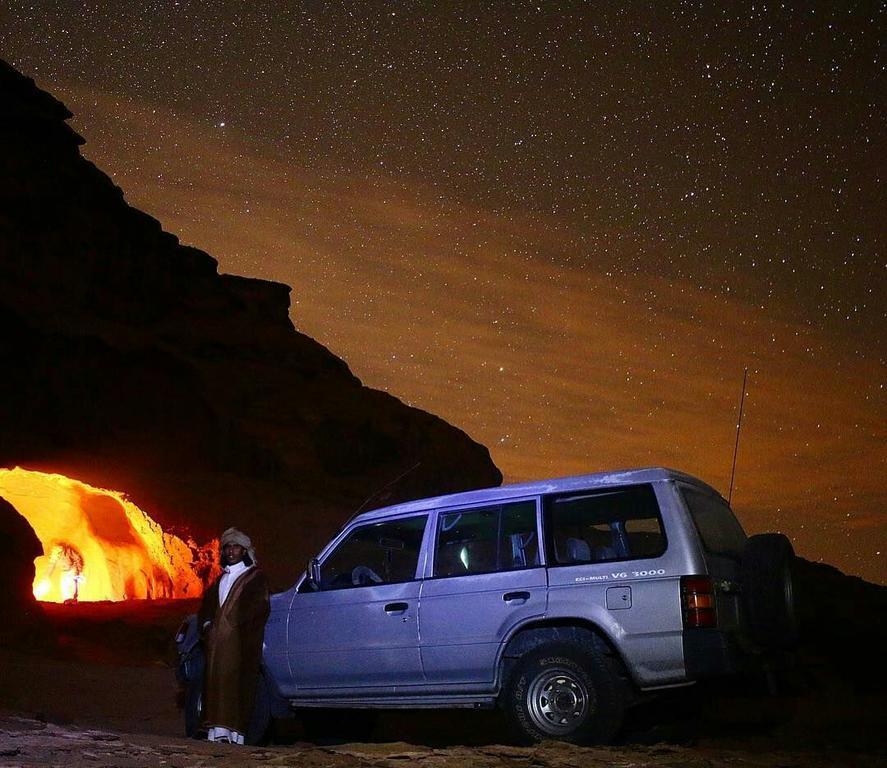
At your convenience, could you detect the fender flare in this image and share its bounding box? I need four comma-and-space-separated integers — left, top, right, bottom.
496, 621, 627, 690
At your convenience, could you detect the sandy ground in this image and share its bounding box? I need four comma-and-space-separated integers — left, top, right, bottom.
0, 600, 885, 767
1, 710, 885, 768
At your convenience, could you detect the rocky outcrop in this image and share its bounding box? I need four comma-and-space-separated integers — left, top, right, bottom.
0, 60, 501, 585
0, 497, 42, 621
792, 558, 887, 695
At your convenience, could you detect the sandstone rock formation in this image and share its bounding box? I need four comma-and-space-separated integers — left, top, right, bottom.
0, 497, 42, 627
0, 60, 501, 587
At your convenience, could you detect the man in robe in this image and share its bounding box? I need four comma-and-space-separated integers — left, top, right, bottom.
198, 527, 270, 744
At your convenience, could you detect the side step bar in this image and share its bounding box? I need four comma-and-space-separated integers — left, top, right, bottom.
290, 695, 497, 710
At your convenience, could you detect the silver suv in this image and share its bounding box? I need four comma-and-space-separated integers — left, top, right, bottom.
183, 467, 797, 744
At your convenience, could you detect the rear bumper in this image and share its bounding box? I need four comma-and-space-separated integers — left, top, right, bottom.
682, 629, 742, 679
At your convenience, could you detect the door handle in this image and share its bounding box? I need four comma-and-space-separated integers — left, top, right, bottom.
384, 602, 408, 613
503, 591, 531, 602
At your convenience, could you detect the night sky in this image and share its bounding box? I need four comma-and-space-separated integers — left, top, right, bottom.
2, 3, 884, 584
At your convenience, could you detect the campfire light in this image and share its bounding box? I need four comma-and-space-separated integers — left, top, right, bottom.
0, 467, 210, 602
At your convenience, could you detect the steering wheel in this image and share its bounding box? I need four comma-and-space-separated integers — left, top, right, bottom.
351, 566, 384, 586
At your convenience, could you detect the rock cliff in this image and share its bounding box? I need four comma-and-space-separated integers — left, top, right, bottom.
0, 60, 501, 586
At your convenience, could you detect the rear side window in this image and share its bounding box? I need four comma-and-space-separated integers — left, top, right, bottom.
545, 484, 666, 565
681, 486, 747, 557
435, 500, 539, 577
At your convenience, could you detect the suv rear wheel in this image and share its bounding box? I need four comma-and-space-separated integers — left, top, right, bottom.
504, 642, 625, 744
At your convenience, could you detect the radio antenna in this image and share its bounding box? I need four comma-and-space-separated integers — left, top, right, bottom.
728, 367, 749, 505
347, 461, 422, 525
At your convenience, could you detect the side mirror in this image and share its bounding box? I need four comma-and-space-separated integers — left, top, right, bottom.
305, 557, 321, 592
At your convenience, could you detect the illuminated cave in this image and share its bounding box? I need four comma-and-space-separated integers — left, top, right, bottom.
0, 467, 212, 602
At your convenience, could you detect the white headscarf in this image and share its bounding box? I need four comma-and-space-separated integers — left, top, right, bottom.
220, 526, 258, 566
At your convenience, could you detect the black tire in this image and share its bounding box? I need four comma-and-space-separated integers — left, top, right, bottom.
503, 642, 625, 744
184, 677, 204, 739
741, 533, 798, 649
245, 672, 274, 745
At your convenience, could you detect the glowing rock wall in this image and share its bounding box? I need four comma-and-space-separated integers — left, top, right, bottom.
0, 467, 206, 602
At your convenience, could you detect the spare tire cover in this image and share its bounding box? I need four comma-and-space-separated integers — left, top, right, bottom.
740, 533, 798, 649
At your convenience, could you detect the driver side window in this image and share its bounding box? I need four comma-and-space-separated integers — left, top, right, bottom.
320, 515, 428, 589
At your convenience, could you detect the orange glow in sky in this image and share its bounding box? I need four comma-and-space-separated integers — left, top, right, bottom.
1, 0, 884, 595
49, 91, 884, 584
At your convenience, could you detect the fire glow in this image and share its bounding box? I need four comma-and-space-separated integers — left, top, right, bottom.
0, 467, 210, 602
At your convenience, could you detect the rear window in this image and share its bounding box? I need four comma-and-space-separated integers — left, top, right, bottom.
681, 485, 747, 557
545, 484, 666, 565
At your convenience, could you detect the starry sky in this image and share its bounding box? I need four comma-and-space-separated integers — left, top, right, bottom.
2, 2, 884, 584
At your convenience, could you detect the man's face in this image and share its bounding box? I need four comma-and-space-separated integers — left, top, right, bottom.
222, 542, 245, 566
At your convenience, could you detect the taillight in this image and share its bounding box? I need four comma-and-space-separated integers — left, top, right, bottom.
681, 575, 716, 628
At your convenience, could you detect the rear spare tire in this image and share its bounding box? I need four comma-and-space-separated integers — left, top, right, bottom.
741, 533, 798, 649
504, 642, 625, 744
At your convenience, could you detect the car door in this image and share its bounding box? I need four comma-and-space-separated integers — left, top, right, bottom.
544, 483, 685, 686
418, 498, 546, 685
287, 514, 428, 691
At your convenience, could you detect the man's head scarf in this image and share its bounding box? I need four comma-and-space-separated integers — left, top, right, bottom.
220, 526, 257, 565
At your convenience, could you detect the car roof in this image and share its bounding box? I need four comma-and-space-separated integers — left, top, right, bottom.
353, 467, 722, 524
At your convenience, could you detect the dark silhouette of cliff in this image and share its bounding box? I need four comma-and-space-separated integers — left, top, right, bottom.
0, 60, 501, 586
0, 497, 42, 629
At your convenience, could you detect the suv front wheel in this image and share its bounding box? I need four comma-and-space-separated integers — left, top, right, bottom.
504, 642, 625, 744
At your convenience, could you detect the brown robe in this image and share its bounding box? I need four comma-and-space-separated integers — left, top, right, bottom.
198, 566, 270, 733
